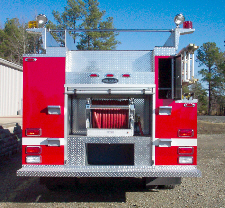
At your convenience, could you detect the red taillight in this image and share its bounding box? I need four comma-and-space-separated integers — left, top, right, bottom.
26, 128, 42, 136
183, 21, 193, 29
122, 74, 130, 78
25, 58, 37, 62
26, 146, 42, 154
89, 74, 99, 77
178, 147, 193, 155
178, 129, 194, 137
106, 74, 114, 77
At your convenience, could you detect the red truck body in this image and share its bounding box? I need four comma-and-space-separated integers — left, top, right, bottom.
17, 18, 201, 188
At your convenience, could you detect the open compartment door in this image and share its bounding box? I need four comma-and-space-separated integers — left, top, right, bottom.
173, 55, 182, 100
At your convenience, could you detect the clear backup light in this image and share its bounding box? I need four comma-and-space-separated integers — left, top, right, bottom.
26, 156, 41, 164
174, 14, 185, 27
178, 156, 193, 164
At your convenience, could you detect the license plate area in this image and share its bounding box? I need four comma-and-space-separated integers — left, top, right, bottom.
86, 143, 134, 165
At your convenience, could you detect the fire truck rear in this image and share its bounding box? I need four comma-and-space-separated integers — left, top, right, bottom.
17, 14, 201, 189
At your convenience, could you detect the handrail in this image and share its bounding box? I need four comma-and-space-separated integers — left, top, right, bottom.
49, 29, 174, 33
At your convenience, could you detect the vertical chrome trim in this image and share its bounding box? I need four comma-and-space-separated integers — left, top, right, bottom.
171, 58, 174, 99
184, 51, 187, 81
192, 53, 195, 79
187, 53, 191, 80
65, 30, 67, 48
64, 88, 68, 163
152, 87, 156, 166
43, 28, 47, 50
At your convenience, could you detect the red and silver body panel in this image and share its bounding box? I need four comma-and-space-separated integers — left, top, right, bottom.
17, 27, 201, 178
153, 56, 198, 166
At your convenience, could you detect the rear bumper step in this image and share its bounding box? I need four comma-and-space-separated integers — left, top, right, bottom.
17, 165, 201, 177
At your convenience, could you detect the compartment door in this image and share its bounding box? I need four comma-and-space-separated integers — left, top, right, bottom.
173, 55, 182, 100
23, 57, 65, 138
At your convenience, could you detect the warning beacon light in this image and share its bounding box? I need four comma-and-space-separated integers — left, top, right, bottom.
36, 14, 47, 28
174, 14, 185, 27
183, 21, 193, 29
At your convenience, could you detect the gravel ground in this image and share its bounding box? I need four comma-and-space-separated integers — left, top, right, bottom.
198, 116, 225, 123
198, 116, 225, 134
0, 117, 224, 207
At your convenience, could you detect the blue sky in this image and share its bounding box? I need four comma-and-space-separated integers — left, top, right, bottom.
1, 0, 225, 78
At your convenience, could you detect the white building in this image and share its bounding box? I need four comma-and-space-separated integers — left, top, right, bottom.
0, 58, 23, 116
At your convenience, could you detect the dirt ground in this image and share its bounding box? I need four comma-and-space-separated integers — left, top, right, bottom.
198, 116, 225, 134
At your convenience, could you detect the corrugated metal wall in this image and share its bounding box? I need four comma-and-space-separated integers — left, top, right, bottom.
0, 58, 23, 116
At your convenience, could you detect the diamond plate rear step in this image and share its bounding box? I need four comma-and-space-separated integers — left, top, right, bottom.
17, 165, 201, 177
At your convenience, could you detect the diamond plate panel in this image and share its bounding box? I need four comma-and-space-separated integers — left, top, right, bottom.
154, 47, 176, 56
66, 72, 154, 84
17, 165, 201, 177
67, 137, 85, 166
66, 51, 154, 84
134, 97, 151, 135
71, 98, 87, 135
67, 136, 151, 166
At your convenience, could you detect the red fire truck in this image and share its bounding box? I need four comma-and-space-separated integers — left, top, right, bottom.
17, 14, 201, 189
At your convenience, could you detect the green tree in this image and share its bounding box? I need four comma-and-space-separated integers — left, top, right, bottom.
182, 85, 190, 94
196, 42, 224, 115
190, 82, 208, 113
51, 0, 85, 45
51, 0, 120, 50
77, 0, 119, 50
0, 18, 42, 64
0, 29, 8, 59
0, 18, 25, 64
